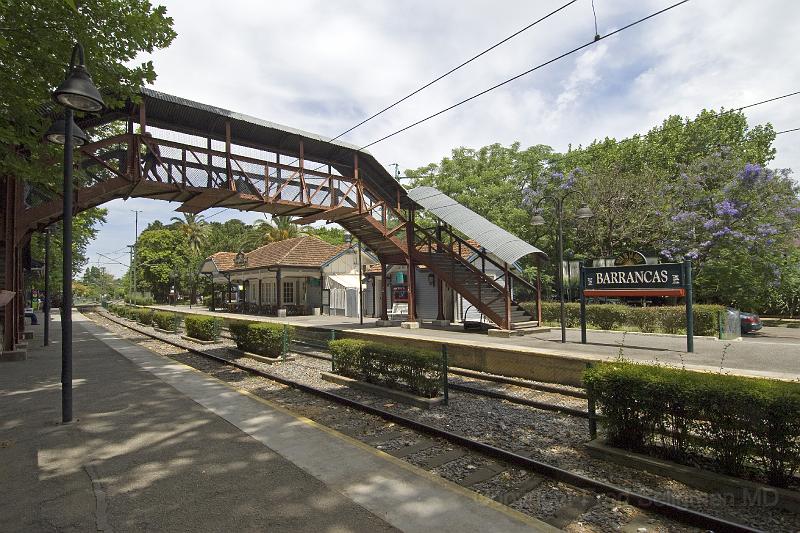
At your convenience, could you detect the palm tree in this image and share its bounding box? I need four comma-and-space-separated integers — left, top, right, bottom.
170, 213, 208, 304
170, 213, 208, 255
263, 215, 304, 243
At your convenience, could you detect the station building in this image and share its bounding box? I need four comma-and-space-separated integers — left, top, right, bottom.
200, 236, 377, 317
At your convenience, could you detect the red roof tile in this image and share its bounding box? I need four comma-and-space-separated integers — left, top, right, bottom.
206, 236, 346, 272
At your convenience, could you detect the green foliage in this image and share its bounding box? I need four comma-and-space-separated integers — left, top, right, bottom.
328, 339, 443, 398
584, 362, 800, 486
520, 302, 725, 336
184, 315, 221, 341
152, 311, 180, 332
229, 321, 291, 357
134, 308, 153, 325
0, 0, 176, 186
304, 225, 346, 245
129, 295, 154, 306
133, 228, 191, 302
29, 209, 108, 293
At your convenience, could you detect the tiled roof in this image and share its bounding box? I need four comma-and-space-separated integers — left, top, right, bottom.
210, 252, 236, 271
207, 236, 346, 272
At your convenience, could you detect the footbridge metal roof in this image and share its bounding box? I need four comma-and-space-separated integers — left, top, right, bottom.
407, 186, 547, 265
81, 88, 410, 209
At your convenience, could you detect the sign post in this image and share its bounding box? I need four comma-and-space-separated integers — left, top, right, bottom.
684, 257, 694, 353
580, 262, 693, 352
579, 264, 587, 344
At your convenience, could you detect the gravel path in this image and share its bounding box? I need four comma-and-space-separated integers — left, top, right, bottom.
89, 311, 800, 532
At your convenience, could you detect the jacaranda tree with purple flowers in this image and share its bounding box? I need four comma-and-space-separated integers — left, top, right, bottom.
660, 154, 800, 311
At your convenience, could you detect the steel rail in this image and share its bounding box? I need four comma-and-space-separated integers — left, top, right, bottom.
96, 310, 761, 533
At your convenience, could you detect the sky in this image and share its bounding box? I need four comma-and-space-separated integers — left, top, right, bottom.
84, 0, 800, 277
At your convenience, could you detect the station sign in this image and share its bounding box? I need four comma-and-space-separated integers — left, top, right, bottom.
584, 263, 683, 291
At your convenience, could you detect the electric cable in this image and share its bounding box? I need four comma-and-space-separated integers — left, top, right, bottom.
358, 0, 691, 150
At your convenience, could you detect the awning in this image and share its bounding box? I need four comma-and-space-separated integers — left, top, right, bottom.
407, 186, 548, 265
326, 274, 363, 289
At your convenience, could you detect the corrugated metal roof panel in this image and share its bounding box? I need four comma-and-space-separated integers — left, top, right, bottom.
407, 186, 547, 265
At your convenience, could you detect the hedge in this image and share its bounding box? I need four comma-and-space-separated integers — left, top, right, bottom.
229, 321, 292, 358
135, 308, 154, 326
584, 362, 800, 487
520, 302, 726, 336
184, 315, 221, 341
328, 339, 443, 398
153, 311, 180, 332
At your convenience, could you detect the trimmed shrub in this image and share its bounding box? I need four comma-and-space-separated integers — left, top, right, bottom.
519, 302, 726, 336
184, 315, 221, 341
584, 362, 800, 486
153, 311, 180, 332
136, 308, 154, 326
328, 339, 443, 398
229, 321, 292, 357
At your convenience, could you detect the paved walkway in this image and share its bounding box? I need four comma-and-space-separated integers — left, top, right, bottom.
0, 313, 554, 533
151, 305, 800, 381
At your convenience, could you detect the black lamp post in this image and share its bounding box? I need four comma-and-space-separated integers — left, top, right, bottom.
531, 193, 593, 344
46, 42, 104, 423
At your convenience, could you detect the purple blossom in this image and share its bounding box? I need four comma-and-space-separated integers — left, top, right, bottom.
712, 227, 732, 238
671, 211, 695, 222
700, 240, 712, 248
703, 218, 719, 230
740, 163, 762, 183
756, 224, 778, 236
715, 200, 740, 217
686, 250, 699, 259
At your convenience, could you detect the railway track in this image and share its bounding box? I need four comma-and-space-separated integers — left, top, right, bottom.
289, 339, 590, 418
92, 310, 763, 533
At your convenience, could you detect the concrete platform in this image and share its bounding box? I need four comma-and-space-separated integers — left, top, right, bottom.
149, 304, 800, 383
0, 312, 555, 533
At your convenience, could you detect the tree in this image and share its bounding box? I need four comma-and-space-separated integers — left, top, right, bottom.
29, 207, 108, 292
82, 265, 117, 299
133, 228, 190, 302
0, 0, 176, 188
263, 216, 303, 243
170, 213, 208, 303
659, 156, 800, 310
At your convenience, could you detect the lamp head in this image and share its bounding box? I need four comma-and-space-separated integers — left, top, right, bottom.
344, 232, 352, 244
52, 64, 105, 113
44, 117, 89, 146
575, 205, 594, 220
530, 213, 546, 226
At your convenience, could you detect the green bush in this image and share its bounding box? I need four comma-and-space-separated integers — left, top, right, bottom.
153, 311, 180, 332
229, 321, 291, 357
134, 308, 154, 325
519, 302, 725, 336
184, 315, 221, 341
585, 362, 800, 486
328, 339, 443, 398
130, 295, 154, 306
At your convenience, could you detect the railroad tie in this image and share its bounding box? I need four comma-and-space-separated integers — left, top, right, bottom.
363, 429, 406, 446
458, 461, 507, 487
387, 439, 437, 458
419, 448, 467, 469
492, 475, 545, 506
546, 494, 598, 529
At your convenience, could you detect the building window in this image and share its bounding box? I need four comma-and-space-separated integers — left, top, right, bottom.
282, 281, 294, 304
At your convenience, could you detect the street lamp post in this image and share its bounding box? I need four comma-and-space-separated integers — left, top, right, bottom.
45, 42, 104, 423
531, 193, 593, 344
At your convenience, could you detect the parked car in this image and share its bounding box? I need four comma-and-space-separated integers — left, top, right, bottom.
740, 311, 763, 334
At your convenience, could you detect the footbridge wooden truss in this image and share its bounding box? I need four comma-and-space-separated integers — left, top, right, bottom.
2, 89, 541, 352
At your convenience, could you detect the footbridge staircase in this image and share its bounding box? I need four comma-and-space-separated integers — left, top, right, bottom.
4, 89, 545, 351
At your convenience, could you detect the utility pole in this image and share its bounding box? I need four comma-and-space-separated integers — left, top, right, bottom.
131, 210, 142, 301
127, 245, 134, 303
388, 163, 400, 181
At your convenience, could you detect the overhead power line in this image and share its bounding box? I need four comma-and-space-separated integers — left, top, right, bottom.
776, 127, 800, 135
358, 0, 692, 150
327, 0, 580, 143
